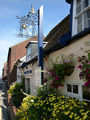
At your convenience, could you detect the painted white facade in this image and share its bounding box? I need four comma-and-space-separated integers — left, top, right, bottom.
44, 34, 90, 101
23, 63, 41, 96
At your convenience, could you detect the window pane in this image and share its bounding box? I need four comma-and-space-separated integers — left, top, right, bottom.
83, 86, 90, 100
77, 15, 82, 33
77, 15, 82, 25
77, 25, 82, 33
83, 0, 89, 9
76, 4, 82, 14
84, 9, 90, 28
67, 84, 72, 92
73, 85, 78, 94
84, 9, 90, 20
77, 0, 81, 5
27, 47, 31, 55
84, 20, 90, 28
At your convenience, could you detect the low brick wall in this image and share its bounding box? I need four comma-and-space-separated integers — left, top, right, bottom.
8, 93, 17, 120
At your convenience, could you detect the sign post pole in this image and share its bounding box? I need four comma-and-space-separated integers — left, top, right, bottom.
38, 6, 43, 85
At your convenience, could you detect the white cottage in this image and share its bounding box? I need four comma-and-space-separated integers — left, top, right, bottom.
20, 0, 90, 101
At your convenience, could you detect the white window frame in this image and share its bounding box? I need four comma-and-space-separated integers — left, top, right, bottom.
72, 0, 90, 36
65, 83, 90, 102
75, 0, 90, 33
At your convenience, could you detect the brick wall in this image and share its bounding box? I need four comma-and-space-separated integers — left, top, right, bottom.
7, 36, 38, 85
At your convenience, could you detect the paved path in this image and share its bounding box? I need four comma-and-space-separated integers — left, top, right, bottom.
0, 80, 9, 120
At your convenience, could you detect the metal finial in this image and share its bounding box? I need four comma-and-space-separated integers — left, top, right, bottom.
29, 4, 35, 14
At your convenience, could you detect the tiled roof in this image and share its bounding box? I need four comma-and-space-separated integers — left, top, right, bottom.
44, 15, 70, 50
11, 36, 38, 48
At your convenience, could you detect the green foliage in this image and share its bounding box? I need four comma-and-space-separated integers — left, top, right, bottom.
77, 49, 90, 86
37, 84, 55, 98
21, 75, 25, 85
8, 82, 25, 108
16, 94, 90, 120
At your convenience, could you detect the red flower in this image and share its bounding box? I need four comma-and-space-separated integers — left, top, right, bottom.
84, 80, 90, 86
85, 60, 88, 63
51, 83, 54, 87
82, 56, 86, 58
86, 74, 90, 81
55, 76, 59, 81
77, 65, 82, 70
78, 58, 82, 62
52, 68, 55, 71
43, 78, 48, 83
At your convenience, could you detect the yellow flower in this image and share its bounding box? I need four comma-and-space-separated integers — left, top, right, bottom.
69, 107, 73, 110
69, 115, 73, 119
83, 102, 87, 106
74, 116, 80, 120
59, 107, 61, 109
64, 111, 70, 115
71, 112, 74, 115
80, 109, 84, 113
81, 113, 85, 116
74, 113, 77, 117
83, 115, 87, 120
56, 110, 59, 113
43, 118, 46, 120
66, 105, 69, 108
53, 113, 56, 117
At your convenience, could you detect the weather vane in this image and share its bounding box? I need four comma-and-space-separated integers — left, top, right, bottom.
16, 5, 38, 38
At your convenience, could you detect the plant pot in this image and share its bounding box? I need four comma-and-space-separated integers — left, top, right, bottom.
64, 66, 74, 76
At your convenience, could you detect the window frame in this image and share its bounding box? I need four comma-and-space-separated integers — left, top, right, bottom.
75, 0, 90, 33
65, 83, 90, 102
65, 83, 80, 99
26, 45, 32, 61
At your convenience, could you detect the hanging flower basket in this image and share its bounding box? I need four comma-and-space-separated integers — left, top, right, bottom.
64, 66, 74, 76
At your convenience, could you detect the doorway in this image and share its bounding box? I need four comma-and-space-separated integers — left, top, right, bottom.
26, 78, 30, 94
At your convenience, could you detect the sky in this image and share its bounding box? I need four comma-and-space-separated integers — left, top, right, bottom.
0, 0, 70, 77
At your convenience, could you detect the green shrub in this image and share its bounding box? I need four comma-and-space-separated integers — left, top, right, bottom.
16, 95, 36, 120
8, 82, 25, 108
37, 84, 56, 99
16, 94, 90, 120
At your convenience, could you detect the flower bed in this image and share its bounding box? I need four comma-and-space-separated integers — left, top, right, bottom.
16, 94, 90, 120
